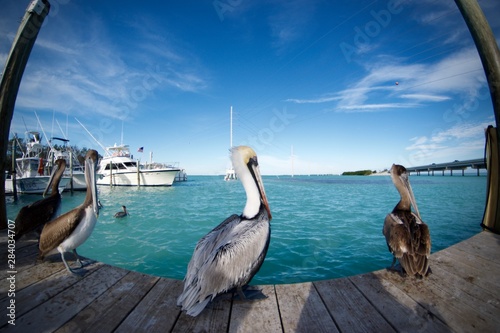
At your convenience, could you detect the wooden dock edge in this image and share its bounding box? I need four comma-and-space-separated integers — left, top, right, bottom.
1, 230, 499, 332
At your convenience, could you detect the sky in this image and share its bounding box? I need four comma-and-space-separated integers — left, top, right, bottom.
1, 0, 499, 175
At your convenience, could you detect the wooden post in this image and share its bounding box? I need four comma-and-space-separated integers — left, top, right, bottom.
137, 160, 140, 186
11, 136, 18, 201
0, 0, 50, 229
110, 161, 113, 186
69, 150, 74, 194
455, 0, 500, 232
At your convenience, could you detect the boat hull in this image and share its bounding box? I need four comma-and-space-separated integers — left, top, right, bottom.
5, 176, 71, 194
97, 169, 180, 186
64, 173, 87, 191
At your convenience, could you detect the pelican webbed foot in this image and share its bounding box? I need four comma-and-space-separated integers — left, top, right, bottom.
233, 285, 267, 301
386, 259, 406, 277
61, 252, 87, 277
72, 249, 93, 268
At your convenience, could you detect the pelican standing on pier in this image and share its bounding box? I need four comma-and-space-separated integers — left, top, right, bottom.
38, 150, 100, 275
177, 146, 272, 317
14, 158, 66, 240
383, 164, 431, 277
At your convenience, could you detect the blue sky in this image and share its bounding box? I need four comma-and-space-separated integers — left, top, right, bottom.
2, 0, 499, 175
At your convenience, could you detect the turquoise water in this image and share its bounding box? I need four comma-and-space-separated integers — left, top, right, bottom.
6, 175, 486, 284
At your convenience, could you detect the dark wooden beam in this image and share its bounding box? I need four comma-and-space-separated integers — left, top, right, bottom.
0, 0, 50, 229
455, 0, 500, 232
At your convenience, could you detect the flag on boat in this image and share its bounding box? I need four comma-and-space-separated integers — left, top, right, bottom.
137, 147, 144, 152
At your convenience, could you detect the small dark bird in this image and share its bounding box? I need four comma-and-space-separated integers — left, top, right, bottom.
14, 159, 66, 240
383, 164, 431, 277
38, 150, 100, 276
114, 205, 128, 218
177, 146, 272, 316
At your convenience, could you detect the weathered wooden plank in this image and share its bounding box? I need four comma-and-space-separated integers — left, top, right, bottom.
55, 271, 160, 333
445, 243, 500, 273
314, 278, 397, 332
172, 290, 232, 333
428, 263, 500, 321
432, 249, 500, 292
0, 243, 39, 281
350, 272, 453, 333
115, 278, 184, 333
449, 231, 500, 265
229, 285, 282, 333
0, 260, 103, 323
9, 265, 128, 332
0, 258, 66, 304
276, 282, 338, 333
374, 268, 497, 332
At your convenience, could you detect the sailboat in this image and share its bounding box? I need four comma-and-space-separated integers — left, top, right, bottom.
224, 106, 237, 181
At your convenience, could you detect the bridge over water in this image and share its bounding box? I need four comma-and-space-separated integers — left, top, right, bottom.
407, 158, 486, 176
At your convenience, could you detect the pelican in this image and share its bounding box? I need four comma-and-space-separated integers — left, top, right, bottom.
14, 158, 66, 240
114, 205, 128, 218
383, 164, 431, 277
38, 149, 99, 276
177, 146, 272, 317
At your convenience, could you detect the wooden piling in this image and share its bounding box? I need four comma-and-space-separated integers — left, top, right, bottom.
455, 0, 500, 232
0, 0, 50, 229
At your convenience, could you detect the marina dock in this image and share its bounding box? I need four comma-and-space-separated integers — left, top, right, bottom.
1, 230, 499, 332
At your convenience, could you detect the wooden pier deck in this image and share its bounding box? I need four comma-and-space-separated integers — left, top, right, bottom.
1, 230, 499, 332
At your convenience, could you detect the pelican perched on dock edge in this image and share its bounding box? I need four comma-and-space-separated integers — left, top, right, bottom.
14, 158, 67, 240
383, 164, 431, 277
38, 150, 99, 276
177, 146, 272, 317
114, 205, 128, 218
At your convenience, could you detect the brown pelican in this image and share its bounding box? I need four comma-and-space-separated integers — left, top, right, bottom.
383, 164, 431, 277
38, 150, 99, 276
114, 205, 128, 218
14, 159, 66, 240
177, 146, 272, 316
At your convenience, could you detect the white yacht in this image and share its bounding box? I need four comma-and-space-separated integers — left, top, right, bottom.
5, 131, 70, 194
97, 144, 180, 186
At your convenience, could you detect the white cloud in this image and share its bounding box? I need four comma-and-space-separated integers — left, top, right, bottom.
7, 7, 208, 121
286, 46, 485, 113
405, 120, 491, 164
400, 94, 451, 102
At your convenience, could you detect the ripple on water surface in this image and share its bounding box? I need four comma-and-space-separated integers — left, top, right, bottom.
6, 175, 486, 284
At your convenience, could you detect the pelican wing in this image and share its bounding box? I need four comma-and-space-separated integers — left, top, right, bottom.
383, 213, 411, 258
178, 209, 270, 316
39, 207, 85, 258
14, 194, 62, 240
384, 212, 431, 276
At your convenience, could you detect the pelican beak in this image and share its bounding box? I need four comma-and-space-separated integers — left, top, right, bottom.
43, 162, 59, 197
86, 152, 99, 218
250, 160, 272, 220
399, 171, 421, 219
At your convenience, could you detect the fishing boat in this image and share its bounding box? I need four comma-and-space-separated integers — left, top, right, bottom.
46, 137, 87, 191
5, 131, 70, 194
96, 144, 180, 186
